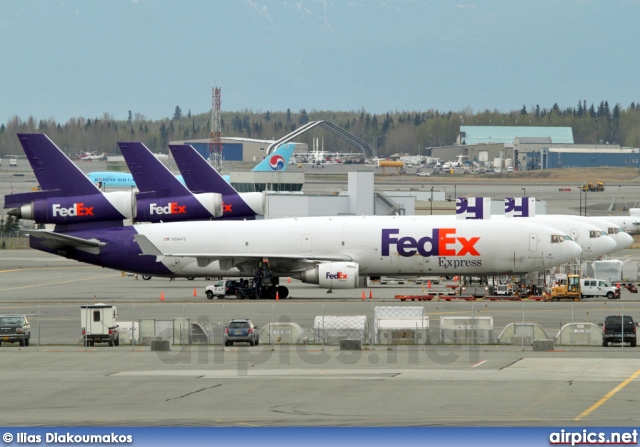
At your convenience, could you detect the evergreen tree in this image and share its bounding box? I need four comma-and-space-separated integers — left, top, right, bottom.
173, 106, 182, 120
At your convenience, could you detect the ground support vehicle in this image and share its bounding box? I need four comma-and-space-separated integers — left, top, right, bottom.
235, 265, 288, 299
544, 274, 582, 301
81, 304, 119, 347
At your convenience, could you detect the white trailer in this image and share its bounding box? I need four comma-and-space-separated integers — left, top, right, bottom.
81, 303, 120, 347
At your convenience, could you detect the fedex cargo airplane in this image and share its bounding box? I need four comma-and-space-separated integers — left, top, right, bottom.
86, 142, 297, 188
168, 143, 264, 219
454, 197, 617, 260
118, 142, 262, 221
502, 197, 633, 252
27, 215, 582, 298
5, 134, 223, 225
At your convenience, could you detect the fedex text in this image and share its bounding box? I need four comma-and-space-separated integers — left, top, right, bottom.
326, 272, 348, 280
52, 203, 94, 217
382, 228, 481, 259
150, 202, 187, 215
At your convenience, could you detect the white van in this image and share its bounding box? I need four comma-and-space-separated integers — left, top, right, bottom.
580, 278, 618, 299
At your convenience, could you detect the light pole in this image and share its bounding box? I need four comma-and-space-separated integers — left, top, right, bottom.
579, 186, 582, 216
368, 134, 386, 158
430, 187, 434, 215
584, 189, 588, 216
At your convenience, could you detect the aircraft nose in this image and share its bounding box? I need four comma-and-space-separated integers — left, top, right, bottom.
567, 240, 583, 261
594, 235, 618, 257
616, 232, 634, 250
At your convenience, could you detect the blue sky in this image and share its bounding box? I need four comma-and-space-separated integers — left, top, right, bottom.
1, 0, 639, 123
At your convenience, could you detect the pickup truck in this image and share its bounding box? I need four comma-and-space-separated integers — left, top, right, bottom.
205, 279, 243, 299
600, 315, 637, 347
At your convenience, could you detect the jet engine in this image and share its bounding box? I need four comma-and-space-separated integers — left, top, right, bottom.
296, 262, 360, 289
8, 191, 135, 223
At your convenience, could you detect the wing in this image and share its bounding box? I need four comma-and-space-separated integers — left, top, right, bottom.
134, 234, 352, 271
28, 230, 105, 254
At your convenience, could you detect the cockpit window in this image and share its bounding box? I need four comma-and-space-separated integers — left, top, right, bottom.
589, 230, 599, 238
551, 235, 571, 243
608, 227, 623, 234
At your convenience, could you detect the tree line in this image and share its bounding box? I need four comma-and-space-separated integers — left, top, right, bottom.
2, 100, 640, 159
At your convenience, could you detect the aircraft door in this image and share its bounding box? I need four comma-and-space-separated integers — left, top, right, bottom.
529, 233, 537, 252
570, 229, 579, 245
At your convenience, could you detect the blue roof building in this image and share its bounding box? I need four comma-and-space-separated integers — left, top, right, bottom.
459, 126, 574, 145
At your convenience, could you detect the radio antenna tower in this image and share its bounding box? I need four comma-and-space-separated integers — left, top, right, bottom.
209, 86, 222, 169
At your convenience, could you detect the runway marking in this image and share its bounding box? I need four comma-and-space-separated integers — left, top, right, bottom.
0, 273, 122, 291
574, 367, 640, 421
472, 360, 486, 367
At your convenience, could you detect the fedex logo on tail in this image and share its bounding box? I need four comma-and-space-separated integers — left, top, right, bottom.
382, 228, 480, 257
326, 271, 348, 280
52, 203, 94, 217
456, 197, 490, 220
505, 197, 535, 217
150, 202, 187, 215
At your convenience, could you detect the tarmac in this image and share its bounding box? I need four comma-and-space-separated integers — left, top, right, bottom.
1, 161, 640, 426
1, 251, 640, 426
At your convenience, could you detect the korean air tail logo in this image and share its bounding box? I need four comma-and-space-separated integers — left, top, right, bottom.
150, 202, 187, 215
382, 228, 480, 257
269, 155, 285, 171
52, 203, 94, 217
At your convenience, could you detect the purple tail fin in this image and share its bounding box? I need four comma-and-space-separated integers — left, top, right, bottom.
118, 142, 190, 196
169, 144, 260, 219
17, 133, 101, 195
118, 142, 222, 222
168, 144, 236, 195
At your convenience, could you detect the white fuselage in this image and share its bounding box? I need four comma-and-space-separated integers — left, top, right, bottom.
421, 215, 617, 260
134, 215, 582, 277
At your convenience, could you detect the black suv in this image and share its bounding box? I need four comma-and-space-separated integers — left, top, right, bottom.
600, 315, 637, 347
0, 315, 31, 347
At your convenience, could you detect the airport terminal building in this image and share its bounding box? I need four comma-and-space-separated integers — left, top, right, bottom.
429, 126, 639, 170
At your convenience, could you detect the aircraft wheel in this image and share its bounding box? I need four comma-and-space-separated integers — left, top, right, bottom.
142, 275, 152, 280
277, 286, 289, 299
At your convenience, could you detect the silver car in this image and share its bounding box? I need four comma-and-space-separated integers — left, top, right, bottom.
224, 319, 259, 346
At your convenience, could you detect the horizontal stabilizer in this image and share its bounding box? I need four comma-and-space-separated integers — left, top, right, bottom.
4, 189, 62, 209
28, 230, 105, 255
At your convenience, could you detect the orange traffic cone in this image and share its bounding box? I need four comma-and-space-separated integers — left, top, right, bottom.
276, 291, 279, 300
287, 277, 291, 283
427, 280, 432, 289
160, 292, 165, 301
193, 288, 197, 297
369, 290, 373, 299
361, 291, 365, 301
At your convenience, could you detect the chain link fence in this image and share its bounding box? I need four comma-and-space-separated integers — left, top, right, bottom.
0, 231, 29, 249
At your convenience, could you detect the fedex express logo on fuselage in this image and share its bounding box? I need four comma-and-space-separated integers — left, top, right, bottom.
382, 228, 480, 257
150, 202, 187, 215
52, 203, 94, 217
